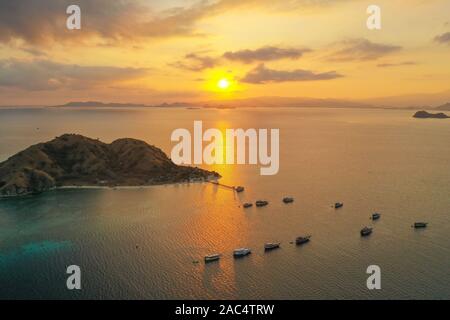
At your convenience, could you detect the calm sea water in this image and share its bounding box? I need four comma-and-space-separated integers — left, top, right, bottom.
0, 107, 449, 299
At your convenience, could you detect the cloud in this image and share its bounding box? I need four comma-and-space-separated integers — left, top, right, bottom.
434, 32, 450, 44
377, 61, 417, 68
0, 0, 211, 45
0, 0, 146, 45
170, 52, 218, 71
0, 0, 354, 45
20, 47, 48, 57
241, 64, 343, 84
223, 46, 311, 63
0, 59, 149, 91
172, 45, 311, 71
329, 38, 401, 61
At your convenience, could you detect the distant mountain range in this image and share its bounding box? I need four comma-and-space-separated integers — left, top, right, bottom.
28, 89, 450, 110
200, 96, 373, 109
51, 98, 450, 110
55, 101, 150, 108
436, 102, 450, 111
52, 98, 369, 109
52, 101, 195, 108
359, 89, 450, 109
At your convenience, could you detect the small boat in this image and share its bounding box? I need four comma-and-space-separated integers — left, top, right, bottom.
204, 254, 221, 263
255, 200, 269, 207
264, 243, 281, 251
295, 236, 311, 245
243, 203, 253, 208
233, 248, 251, 257
414, 222, 428, 229
360, 227, 373, 236
335, 202, 344, 209
372, 212, 381, 220
235, 186, 245, 193
283, 197, 294, 204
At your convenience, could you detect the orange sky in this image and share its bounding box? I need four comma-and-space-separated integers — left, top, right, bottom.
0, 0, 449, 106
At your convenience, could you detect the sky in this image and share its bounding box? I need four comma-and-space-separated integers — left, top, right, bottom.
0, 0, 449, 106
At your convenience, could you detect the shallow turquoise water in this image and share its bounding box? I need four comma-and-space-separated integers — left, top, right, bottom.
0, 240, 72, 267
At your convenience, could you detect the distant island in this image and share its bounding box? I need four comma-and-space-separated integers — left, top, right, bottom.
16, 96, 450, 111
51, 101, 195, 108
51, 98, 372, 109
0, 134, 220, 197
413, 110, 449, 119
53, 101, 150, 108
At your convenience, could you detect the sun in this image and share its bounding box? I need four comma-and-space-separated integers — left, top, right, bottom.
204, 70, 239, 94
217, 78, 230, 90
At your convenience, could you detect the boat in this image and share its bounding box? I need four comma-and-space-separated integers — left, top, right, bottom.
264, 243, 281, 251
295, 236, 311, 245
243, 203, 253, 208
414, 222, 428, 228
204, 254, 221, 263
360, 227, 373, 236
233, 248, 251, 257
235, 186, 245, 193
283, 197, 294, 204
335, 202, 344, 209
372, 212, 381, 220
255, 200, 269, 207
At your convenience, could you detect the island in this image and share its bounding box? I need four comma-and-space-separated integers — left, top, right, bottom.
51, 101, 198, 109
0, 134, 220, 197
413, 110, 449, 119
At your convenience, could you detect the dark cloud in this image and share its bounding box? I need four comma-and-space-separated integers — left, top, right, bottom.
171, 45, 310, 71
0, 0, 354, 45
223, 46, 311, 63
329, 38, 401, 61
169, 53, 218, 71
241, 64, 343, 84
0, 0, 147, 44
377, 61, 417, 68
434, 32, 450, 44
20, 47, 48, 57
0, 59, 149, 91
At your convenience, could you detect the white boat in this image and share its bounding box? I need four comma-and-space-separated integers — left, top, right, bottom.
233, 248, 251, 257
264, 243, 281, 251
360, 227, 373, 236
414, 222, 428, 228
283, 197, 294, 204
204, 254, 221, 263
255, 200, 269, 207
335, 202, 344, 209
295, 235, 311, 245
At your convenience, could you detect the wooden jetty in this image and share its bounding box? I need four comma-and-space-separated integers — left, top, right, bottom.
208, 181, 244, 192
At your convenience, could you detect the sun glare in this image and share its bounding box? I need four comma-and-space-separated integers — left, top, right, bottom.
217, 78, 230, 90
204, 70, 239, 95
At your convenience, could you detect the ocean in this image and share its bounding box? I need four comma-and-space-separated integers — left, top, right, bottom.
0, 106, 449, 299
